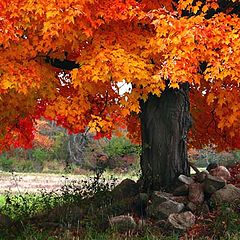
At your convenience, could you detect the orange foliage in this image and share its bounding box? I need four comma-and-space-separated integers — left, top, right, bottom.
33, 120, 54, 149
0, 0, 239, 151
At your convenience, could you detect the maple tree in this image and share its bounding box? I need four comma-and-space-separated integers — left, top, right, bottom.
0, 0, 239, 190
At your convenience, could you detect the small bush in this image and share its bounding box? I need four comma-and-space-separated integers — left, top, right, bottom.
104, 136, 140, 159
14, 159, 35, 172
102, 136, 140, 169
32, 148, 49, 163
0, 156, 14, 172
189, 147, 240, 168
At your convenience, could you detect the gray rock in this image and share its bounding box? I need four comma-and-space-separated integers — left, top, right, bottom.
0, 213, 12, 228
168, 211, 196, 230
210, 166, 231, 181
195, 171, 209, 183
186, 202, 197, 212
173, 184, 189, 196
47, 204, 84, 223
200, 202, 210, 214
210, 184, 240, 204
147, 200, 184, 219
170, 196, 188, 204
206, 163, 218, 172
178, 175, 194, 185
134, 193, 149, 212
188, 183, 204, 204
139, 193, 149, 204
151, 191, 172, 204
109, 215, 136, 232
203, 174, 226, 194
111, 179, 139, 200
151, 190, 188, 204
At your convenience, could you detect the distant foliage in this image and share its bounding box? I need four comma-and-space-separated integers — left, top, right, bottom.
189, 147, 240, 168
104, 136, 140, 159
0, 155, 14, 172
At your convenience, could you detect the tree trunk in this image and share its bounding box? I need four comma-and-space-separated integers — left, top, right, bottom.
140, 84, 192, 191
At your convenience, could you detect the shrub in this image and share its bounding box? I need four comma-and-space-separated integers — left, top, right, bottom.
101, 136, 140, 169
0, 156, 14, 172
32, 148, 49, 163
104, 136, 140, 159
14, 159, 35, 172
189, 147, 240, 168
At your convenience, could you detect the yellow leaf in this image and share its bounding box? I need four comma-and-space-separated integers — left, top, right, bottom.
121, 109, 130, 117
71, 69, 79, 81
211, 3, 219, 10
169, 82, 179, 89
192, 6, 199, 14
42, 22, 52, 33
207, 93, 215, 104
46, 10, 58, 19
228, 114, 236, 124
1, 79, 13, 89
202, 5, 208, 13
172, 37, 180, 44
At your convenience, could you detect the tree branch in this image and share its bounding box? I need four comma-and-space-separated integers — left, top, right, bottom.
45, 56, 80, 70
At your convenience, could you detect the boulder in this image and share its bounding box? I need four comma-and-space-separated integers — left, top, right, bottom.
200, 202, 210, 214
47, 204, 84, 223
150, 191, 172, 204
195, 171, 209, 183
206, 163, 218, 172
209, 166, 231, 181
0, 213, 12, 228
152, 191, 188, 204
147, 200, 184, 220
136, 193, 149, 207
170, 196, 188, 204
186, 202, 197, 212
168, 211, 196, 230
111, 179, 139, 200
133, 193, 149, 215
178, 175, 194, 185
109, 215, 136, 232
210, 184, 240, 204
173, 184, 189, 196
203, 174, 226, 195
188, 183, 204, 204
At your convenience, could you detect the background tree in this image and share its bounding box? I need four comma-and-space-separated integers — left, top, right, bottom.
0, 0, 239, 190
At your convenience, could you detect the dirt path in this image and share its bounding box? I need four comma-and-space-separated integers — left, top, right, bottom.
0, 172, 88, 194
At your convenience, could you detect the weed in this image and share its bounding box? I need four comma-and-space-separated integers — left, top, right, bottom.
213, 202, 240, 238
0, 168, 117, 221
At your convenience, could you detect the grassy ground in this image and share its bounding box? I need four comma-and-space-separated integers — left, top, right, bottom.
0, 183, 239, 239
0, 195, 5, 206
3, 167, 239, 240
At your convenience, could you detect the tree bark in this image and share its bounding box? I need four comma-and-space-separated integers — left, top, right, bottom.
140, 84, 192, 191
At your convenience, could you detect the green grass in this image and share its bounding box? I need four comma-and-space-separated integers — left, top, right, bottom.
1, 225, 239, 240
0, 224, 180, 240
0, 195, 5, 206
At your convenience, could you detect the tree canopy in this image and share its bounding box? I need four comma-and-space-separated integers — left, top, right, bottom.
0, 0, 239, 152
